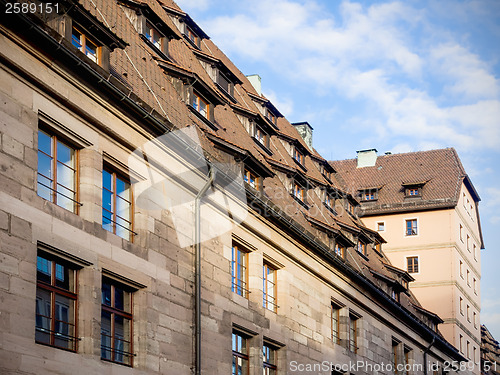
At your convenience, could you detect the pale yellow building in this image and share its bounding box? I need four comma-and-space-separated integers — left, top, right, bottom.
332, 148, 484, 374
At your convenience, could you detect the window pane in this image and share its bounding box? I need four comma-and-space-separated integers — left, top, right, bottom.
55, 262, 73, 291
55, 294, 74, 349
38, 130, 52, 154
37, 256, 52, 284
35, 288, 52, 345
56, 184, 75, 212
115, 216, 131, 240
101, 310, 112, 360
116, 178, 129, 200
56, 141, 73, 166
103, 170, 112, 191
114, 315, 131, 364
38, 151, 53, 179
86, 39, 98, 63
102, 281, 112, 306
116, 196, 130, 220
114, 285, 124, 310
37, 175, 52, 201
71, 28, 82, 49
102, 209, 113, 233
102, 189, 113, 213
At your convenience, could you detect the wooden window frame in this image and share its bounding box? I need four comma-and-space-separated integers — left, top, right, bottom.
254, 126, 268, 147
185, 25, 199, 47
145, 21, 165, 52
35, 251, 78, 352
331, 304, 340, 345
37, 129, 81, 213
357, 241, 367, 256
231, 244, 249, 298
71, 25, 101, 65
293, 182, 305, 202
405, 219, 418, 236
100, 277, 134, 366
334, 243, 345, 259
263, 263, 277, 312
192, 91, 210, 119
232, 331, 249, 375
265, 109, 277, 125
293, 148, 305, 166
407, 256, 419, 273
263, 343, 277, 375
244, 168, 260, 190
348, 314, 358, 353
102, 168, 134, 241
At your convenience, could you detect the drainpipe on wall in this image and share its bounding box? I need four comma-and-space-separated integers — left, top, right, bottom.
194, 167, 216, 375
423, 336, 436, 375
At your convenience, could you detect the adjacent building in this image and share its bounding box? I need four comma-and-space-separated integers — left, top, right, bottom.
0, 0, 472, 374
332, 148, 484, 374
481, 325, 500, 375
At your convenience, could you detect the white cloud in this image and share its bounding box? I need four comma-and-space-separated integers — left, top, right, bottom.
174, 0, 210, 11
264, 89, 294, 117
200, 0, 500, 154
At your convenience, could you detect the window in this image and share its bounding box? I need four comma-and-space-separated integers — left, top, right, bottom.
467, 269, 470, 286
375, 242, 382, 253
467, 235, 470, 251
473, 347, 477, 363
459, 334, 463, 353
101, 278, 134, 366
263, 344, 277, 375
377, 222, 385, 231
254, 126, 268, 147
392, 340, 399, 374
361, 189, 377, 201
405, 219, 418, 236
145, 21, 163, 50
334, 243, 345, 259
346, 201, 355, 216
407, 256, 419, 273
407, 188, 419, 196
467, 305, 470, 322
102, 169, 133, 240
263, 263, 277, 312
467, 341, 470, 359
72, 26, 100, 64
37, 129, 78, 212
357, 241, 366, 256
35, 252, 78, 351
185, 26, 199, 47
459, 260, 463, 278
460, 297, 463, 315
331, 304, 340, 345
217, 71, 232, 95
293, 183, 305, 202
243, 168, 259, 190
232, 331, 249, 375
293, 148, 305, 166
192, 91, 209, 118
460, 224, 463, 242
231, 244, 248, 298
403, 347, 412, 375
348, 314, 358, 353
266, 109, 277, 125
473, 278, 477, 294
473, 312, 477, 328
473, 244, 477, 260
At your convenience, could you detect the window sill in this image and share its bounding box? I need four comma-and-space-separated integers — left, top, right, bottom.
140, 35, 170, 61
323, 202, 337, 216
356, 251, 369, 261
183, 35, 201, 50
188, 105, 219, 131
215, 82, 237, 103
291, 194, 309, 209
292, 157, 307, 172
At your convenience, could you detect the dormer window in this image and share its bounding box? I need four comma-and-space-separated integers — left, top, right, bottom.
357, 241, 367, 256
72, 26, 99, 64
407, 188, 419, 196
403, 182, 425, 198
293, 148, 305, 166
192, 91, 209, 118
334, 243, 345, 259
244, 168, 259, 190
294, 183, 305, 202
266, 109, 277, 125
254, 126, 269, 147
185, 25, 200, 47
218, 72, 231, 94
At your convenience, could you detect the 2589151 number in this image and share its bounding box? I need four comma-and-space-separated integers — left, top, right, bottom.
5, 2, 59, 14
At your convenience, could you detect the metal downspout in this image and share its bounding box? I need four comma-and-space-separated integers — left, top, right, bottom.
195, 167, 216, 375
423, 336, 436, 375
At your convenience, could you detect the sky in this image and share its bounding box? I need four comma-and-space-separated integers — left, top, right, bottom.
174, 0, 500, 339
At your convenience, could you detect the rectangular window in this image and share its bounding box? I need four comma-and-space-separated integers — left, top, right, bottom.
192, 92, 209, 118
348, 314, 358, 353
334, 243, 345, 259
407, 188, 419, 196
473, 311, 477, 328
403, 347, 412, 375
232, 244, 248, 298
254, 126, 268, 147
72, 26, 99, 64
102, 169, 133, 240
331, 304, 340, 345
467, 269, 470, 286
266, 110, 277, 125
377, 222, 385, 231
218, 71, 231, 94
101, 278, 134, 366
243, 168, 259, 190
460, 297, 463, 315
293, 183, 305, 202
392, 340, 399, 374
232, 331, 249, 375
145, 21, 163, 50
460, 260, 463, 278
37, 129, 78, 212
293, 148, 304, 165
467, 235, 470, 252
473, 244, 477, 260
263, 263, 277, 312
467, 341, 470, 359
407, 256, 419, 273
460, 224, 463, 242
467, 305, 470, 322
35, 252, 78, 351
185, 26, 199, 46
357, 241, 366, 256
263, 343, 277, 375
405, 219, 418, 236
473, 278, 477, 294
459, 334, 463, 353
362, 190, 376, 201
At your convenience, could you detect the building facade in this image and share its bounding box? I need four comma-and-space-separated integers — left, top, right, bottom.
0, 0, 469, 374
332, 149, 484, 374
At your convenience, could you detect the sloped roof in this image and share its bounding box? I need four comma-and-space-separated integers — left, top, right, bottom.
331, 148, 479, 215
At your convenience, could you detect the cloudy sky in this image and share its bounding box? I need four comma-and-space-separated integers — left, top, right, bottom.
175, 0, 500, 339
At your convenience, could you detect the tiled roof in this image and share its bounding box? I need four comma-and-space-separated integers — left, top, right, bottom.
331, 148, 472, 215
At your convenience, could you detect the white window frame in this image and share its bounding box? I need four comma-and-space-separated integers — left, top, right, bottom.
404, 217, 419, 237
377, 221, 385, 232
406, 255, 420, 274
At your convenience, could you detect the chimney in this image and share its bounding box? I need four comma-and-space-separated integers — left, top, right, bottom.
357, 149, 378, 168
246, 74, 262, 96
292, 122, 314, 150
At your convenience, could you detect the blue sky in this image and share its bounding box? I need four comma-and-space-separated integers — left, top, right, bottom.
175, 0, 500, 339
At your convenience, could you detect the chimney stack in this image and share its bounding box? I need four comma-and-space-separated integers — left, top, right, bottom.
292, 122, 314, 150
357, 149, 378, 168
246, 74, 262, 96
